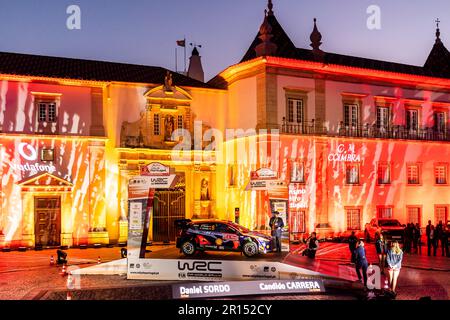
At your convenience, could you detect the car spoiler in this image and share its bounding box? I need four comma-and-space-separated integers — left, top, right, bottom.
174, 219, 192, 229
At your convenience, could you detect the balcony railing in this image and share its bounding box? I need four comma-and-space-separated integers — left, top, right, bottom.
281, 119, 450, 142
281, 119, 328, 135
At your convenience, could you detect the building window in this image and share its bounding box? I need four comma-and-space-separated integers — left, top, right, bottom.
229, 165, 236, 186
344, 104, 359, 128
287, 98, 304, 124
153, 114, 160, 135
377, 163, 391, 185
435, 164, 448, 185
177, 115, 183, 129
291, 161, 305, 183
407, 164, 420, 185
346, 164, 360, 185
346, 208, 361, 231
406, 109, 419, 131
433, 111, 446, 133
37, 102, 57, 123
41, 149, 55, 162
435, 206, 448, 224
377, 207, 393, 219
376, 106, 390, 129
407, 207, 421, 226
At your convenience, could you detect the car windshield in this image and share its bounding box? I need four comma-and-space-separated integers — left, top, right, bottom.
379, 220, 402, 227
229, 222, 250, 234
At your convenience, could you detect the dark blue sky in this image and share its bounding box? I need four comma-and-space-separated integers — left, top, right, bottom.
0, 0, 449, 81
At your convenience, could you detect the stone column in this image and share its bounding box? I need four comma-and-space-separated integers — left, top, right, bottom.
90, 87, 105, 136
256, 70, 278, 131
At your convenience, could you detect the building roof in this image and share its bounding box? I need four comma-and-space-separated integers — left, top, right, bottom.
0, 51, 219, 89
215, 2, 450, 87
424, 23, 450, 75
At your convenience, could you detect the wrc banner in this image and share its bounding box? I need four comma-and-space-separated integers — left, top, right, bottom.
126, 257, 324, 281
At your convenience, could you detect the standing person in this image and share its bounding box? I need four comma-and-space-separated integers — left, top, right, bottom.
444, 224, 449, 257
430, 225, 438, 256
386, 241, 403, 294
348, 231, 358, 264
354, 240, 369, 287
436, 221, 445, 256
426, 220, 433, 256
302, 232, 319, 258
375, 232, 387, 274
414, 223, 422, 255
269, 211, 284, 253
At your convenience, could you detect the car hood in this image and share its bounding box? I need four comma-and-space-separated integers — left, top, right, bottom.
243, 231, 272, 241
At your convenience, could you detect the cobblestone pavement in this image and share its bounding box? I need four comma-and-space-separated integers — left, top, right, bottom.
0, 243, 448, 300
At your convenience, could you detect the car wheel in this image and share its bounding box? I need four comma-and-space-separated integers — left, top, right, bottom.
181, 240, 196, 256
242, 241, 258, 257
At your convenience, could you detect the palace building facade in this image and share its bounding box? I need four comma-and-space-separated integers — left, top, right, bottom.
0, 1, 449, 248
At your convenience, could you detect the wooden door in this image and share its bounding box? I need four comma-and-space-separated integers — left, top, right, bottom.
35, 197, 61, 247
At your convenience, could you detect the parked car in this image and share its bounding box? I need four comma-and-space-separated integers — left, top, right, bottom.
175, 219, 273, 257
364, 218, 405, 242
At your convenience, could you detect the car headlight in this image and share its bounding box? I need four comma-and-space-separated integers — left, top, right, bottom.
254, 236, 270, 244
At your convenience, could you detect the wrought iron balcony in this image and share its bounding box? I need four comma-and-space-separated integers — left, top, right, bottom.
281, 118, 328, 135
281, 119, 450, 142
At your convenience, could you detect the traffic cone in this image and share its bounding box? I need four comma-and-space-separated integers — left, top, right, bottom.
50, 255, 54, 266
66, 291, 72, 300
97, 256, 101, 264
384, 279, 389, 290
60, 264, 67, 276
67, 272, 73, 289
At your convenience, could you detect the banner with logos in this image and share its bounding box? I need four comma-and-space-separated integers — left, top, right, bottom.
127, 257, 323, 281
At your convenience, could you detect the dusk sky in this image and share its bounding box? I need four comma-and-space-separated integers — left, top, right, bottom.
0, 0, 449, 81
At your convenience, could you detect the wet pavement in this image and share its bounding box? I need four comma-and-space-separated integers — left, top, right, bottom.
0, 242, 448, 300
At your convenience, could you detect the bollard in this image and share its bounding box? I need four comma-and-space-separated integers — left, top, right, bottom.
66, 291, 72, 300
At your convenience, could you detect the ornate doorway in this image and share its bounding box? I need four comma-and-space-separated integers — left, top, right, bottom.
34, 197, 61, 247
152, 190, 185, 242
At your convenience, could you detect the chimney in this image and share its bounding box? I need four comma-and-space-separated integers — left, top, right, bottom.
187, 47, 205, 82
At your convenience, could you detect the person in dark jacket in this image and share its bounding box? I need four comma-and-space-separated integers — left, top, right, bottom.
430, 225, 438, 256
387, 241, 403, 294
354, 240, 369, 287
436, 221, 445, 256
269, 211, 284, 253
375, 232, 387, 274
348, 231, 358, 263
302, 232, 319, 258
426, 220, 433, 256
414, 223, 422, 254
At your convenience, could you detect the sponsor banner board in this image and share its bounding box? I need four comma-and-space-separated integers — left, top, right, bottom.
250, 168, 278, 180
127, 258, 322, 281
140, 162, 170, 176
172, 279, 325, 299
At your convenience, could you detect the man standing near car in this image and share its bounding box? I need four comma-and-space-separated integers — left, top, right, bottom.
348, 231, 358, 263
269, 211, 284, 253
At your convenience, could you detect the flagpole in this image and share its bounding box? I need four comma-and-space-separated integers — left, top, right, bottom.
184, 36, 187, 74
175, 47, 178, 73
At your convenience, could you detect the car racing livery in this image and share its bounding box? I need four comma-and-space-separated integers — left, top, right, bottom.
175, 219, 274, 257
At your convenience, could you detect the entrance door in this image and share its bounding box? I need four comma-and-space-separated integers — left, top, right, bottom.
152, 190, 185, 242
34, 197, 61, 247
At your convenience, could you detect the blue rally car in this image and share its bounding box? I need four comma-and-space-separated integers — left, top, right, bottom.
175, 219, 274, 257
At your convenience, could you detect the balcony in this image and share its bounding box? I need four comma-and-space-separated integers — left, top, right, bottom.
281, 119, 450, 142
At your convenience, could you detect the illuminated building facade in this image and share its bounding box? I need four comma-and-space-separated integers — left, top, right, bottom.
211, 2, 450, 240
0, 1, 449, 248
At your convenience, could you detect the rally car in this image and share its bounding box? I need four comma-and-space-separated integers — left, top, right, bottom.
175, 219, 273, 257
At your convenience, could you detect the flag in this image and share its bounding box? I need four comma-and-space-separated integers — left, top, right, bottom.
176, 39, 186, 47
